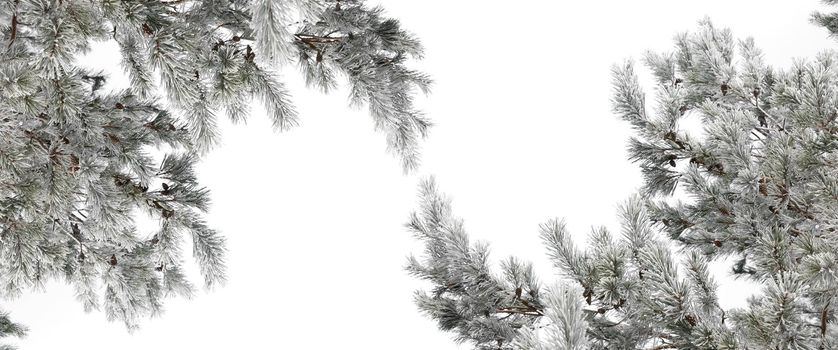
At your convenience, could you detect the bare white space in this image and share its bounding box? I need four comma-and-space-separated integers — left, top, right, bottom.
5, 1, 835, 349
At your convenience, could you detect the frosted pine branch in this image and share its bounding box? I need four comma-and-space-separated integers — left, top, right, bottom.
0, 0, 430, 339
410, 8, 838, 348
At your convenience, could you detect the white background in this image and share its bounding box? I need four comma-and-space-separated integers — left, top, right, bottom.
6, 1, 836, 348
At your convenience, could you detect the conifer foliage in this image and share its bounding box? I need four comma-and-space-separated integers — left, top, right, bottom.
0, 0, 428, 344
410, 8, 838, 350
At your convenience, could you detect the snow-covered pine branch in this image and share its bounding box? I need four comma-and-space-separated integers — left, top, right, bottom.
0, 0, 430, 343
409, 3, 838, 347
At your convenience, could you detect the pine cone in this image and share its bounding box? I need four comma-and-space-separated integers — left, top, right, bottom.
758, 112, 767, 127
685, 313, 697, 326
68, 154, 80, 174
713, 240, 722, 247
109, 254, 117, 266
720, 83, 729, 96
113, 175, 130, 187
614, 298, 626, 310
758, 177, 768, 196
245, 45, 255, 62
583, 287, 592, 305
